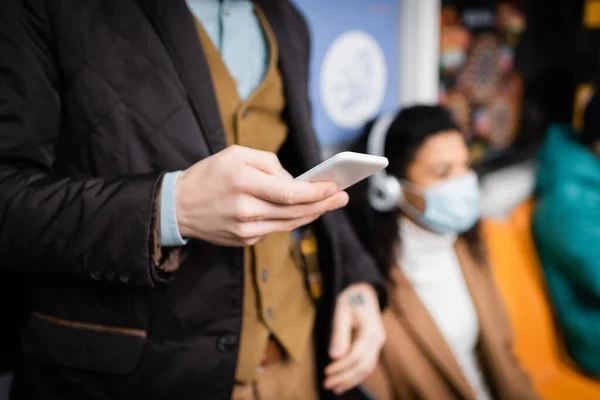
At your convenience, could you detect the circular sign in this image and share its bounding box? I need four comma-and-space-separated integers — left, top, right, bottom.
319, 30, 388, 129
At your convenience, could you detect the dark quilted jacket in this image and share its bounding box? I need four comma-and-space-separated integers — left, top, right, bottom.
0, 0, 383, 399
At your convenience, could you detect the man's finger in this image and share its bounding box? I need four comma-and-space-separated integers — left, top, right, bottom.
237, 147, 292, 179
246, 170, 339, 205
207, 230, 263, 247
232, 211, 323, 240
325, 329, 369, 377
256, 192, 349, 221
329, 302, 353, 360
324, 330, 377, 393
230, 146, 292, 178
324, 349, 378, 395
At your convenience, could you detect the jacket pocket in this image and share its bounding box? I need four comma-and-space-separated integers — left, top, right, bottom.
21, 312, 147, 375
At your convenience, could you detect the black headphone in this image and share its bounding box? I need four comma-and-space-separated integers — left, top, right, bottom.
366, 112, 403, 212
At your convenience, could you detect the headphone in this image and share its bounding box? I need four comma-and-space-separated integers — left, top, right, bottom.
366, 112, 403, 212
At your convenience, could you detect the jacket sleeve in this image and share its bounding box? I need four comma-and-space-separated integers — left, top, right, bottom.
0, 0, 176, 287
332, 210, 386, 308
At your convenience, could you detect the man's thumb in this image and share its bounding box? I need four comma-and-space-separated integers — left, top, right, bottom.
329, 304, 352, 359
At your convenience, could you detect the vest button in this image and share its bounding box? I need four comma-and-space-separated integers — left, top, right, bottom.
266, 307, 274, 320
105, 270, 116, 282
119, 272, 131, 284
216, 334, 238, 353
90, 269, 102, 280
241, 108, 249, 118
261, 268, 268, 282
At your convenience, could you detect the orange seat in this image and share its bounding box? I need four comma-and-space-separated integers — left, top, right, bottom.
483, 200, 600, 399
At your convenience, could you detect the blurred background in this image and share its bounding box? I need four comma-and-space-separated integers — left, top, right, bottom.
292, 0, 600, 398
294, 0, 599, 217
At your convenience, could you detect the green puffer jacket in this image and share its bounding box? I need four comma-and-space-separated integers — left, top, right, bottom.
533, 123, 600, 377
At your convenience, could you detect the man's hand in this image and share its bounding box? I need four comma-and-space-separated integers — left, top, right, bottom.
324, 283, 386, 395
175, 145, 349, 247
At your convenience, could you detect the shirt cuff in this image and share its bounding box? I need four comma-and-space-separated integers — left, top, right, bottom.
160, 171, 188, 247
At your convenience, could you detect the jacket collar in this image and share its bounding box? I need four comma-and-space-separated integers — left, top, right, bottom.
135, 0, 321, 170
135, 0, 226, 154
388, 240, 496, 400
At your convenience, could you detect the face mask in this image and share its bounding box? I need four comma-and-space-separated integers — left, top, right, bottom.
401, 171, 481, 234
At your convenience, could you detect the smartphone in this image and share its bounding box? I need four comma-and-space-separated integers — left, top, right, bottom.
295, 151, 389, 190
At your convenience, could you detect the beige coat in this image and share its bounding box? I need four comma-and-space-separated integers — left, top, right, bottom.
364, 240, 538, 400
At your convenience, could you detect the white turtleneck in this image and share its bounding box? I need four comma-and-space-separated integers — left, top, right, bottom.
398, 217, 492, 400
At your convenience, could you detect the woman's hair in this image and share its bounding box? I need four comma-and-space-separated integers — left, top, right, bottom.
345, 105, 486, 279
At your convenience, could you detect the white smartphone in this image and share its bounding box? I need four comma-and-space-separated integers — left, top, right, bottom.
295, 151, 389, 190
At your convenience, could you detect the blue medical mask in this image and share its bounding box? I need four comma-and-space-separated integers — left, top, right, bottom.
401, 171, 481, 234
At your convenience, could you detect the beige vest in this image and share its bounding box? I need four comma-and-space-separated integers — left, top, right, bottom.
194, 6, 316, 383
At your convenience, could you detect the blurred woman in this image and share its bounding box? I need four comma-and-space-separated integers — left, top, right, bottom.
345, 105, 537, 400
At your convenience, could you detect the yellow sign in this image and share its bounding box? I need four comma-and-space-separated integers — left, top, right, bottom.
573, 82, 595, 132
584, 0, 600, 28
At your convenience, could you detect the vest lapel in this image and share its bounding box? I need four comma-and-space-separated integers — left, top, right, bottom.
258, 0, 322, 172
135, 0, 226, 154
389, 267, 476, 400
